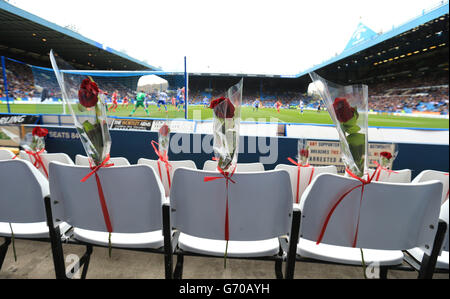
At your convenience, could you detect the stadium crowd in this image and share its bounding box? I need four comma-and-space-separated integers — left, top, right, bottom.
368, 76, 449, 114
1, 58, 448, 115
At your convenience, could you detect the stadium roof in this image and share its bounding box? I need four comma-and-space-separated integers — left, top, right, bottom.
188, 1, 449, 81
288, 1, 449, 79
0, 0, 161, 71
188, 1, 449, 94
0, 0, 447, 84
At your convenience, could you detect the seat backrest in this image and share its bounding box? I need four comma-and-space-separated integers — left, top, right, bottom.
41, 153, 74, 166
300, 173, 442, 254
203, 160, 265, 172
0, 149, 15, 160
20, 151, 74, 178
49, 162, 165, 233
137, 158, 197, 196
171, 168, 292, 241
368, 168, 412, 183
413, 170, 449, 204
0, 159, 49, 223
440, 200, 449, 252
75, 154, 130, 166
275, 164, 337, 203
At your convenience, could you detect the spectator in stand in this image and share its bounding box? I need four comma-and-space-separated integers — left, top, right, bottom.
2, 57, 448, 115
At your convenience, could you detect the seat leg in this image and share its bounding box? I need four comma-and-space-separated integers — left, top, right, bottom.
80, 245, 93, 279
379, 266, 388, 279
418, 220, 447, 279
285, 209, 301, 279
162, 203, 174, 279
164, 252, 173, 279
275, 259, 283, 279
44, 196, 66, 279
0, 237, 11, 271
173, 254, 184, 279
50, 227, 67, 279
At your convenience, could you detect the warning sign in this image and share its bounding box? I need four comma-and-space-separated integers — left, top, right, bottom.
306, 140, 396, 174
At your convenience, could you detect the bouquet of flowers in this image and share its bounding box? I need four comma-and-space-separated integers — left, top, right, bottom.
22, 126, 48, 152
50, 50, 111, 166
309, 72, 368, 177
151, 122, 172, 197
20, 126, 49, 177
50, 50, 114, 256
158, 123, 170, 157
309, 72, 370, 278
297, 139, 309, 165
379, 151, 393, 167
287, 138, 315, 204
379, 144, 398, 169
374, 144, 399, 181
209, 79, 243, 173
206, 78, 243, 268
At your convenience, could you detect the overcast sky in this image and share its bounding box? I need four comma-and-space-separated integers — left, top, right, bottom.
8, 0, 446, 74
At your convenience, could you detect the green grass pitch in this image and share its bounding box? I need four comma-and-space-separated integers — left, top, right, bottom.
1, 103, 448, 129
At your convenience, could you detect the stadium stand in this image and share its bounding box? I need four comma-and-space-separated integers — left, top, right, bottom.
2, 57, 448, 114
0, 0, 449, 281
1, 0, 449, 115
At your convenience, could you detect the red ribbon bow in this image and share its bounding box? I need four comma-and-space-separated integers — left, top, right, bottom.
316, 168, 377, 248
151, 140, 172, 189
373, 161, 398, 181
204, 166, 237, 241
25, 149, 48, 178
80, 154, 115, 233
287, 157, 315, 204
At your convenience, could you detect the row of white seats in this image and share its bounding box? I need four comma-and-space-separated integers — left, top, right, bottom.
0, 156, 448, 279
2, 149, 448, 204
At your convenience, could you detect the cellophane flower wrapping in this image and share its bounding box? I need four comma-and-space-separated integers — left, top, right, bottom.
211, 79, 243, 172
50, 50, 111, 166
19, 126, 48, 153
21, 133, 44, 153
309, 72, 368, 177
297, 138, 309, 165
158, 122, 170, 157
379, 144, 398, 169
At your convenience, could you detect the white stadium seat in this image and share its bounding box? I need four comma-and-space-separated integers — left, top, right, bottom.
275, 164, 337, 203
19, 151, 74, 178
293, 173, 445, 279
412, 170, 449, 204
405, 200, 449, 271
75, 154, 130, 166
203, 160, 265, 172
169, 167, 298, 278
405, 170, 449, 271
138, 158, 197, 197
47, 161, 170, 279
368, 168, 412, 183
0, 159, 70, 271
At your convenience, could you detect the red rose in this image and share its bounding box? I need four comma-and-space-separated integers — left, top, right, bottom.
333, 97, 355, 123
159, 124, 170, 136
380, 152, 393, 160
209, 97, 235, 119
32, 126, 48, 137
300, 149, 309, 158
78, 78, 99, 108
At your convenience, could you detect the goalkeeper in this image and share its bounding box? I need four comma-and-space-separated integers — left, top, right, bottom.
129, 91, 150, 117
